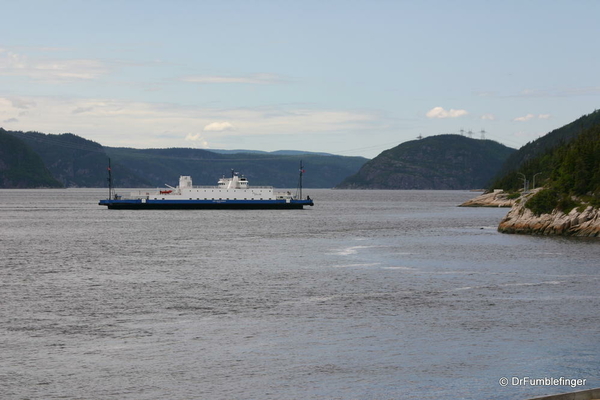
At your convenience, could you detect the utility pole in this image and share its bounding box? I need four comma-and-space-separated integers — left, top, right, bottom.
517, 172, 528, 193
532, 172, 542, 189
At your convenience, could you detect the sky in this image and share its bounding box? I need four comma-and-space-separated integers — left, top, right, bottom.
1, 0, 599, 158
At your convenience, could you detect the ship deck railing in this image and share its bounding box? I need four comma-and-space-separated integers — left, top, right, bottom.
192, 185, 274, 189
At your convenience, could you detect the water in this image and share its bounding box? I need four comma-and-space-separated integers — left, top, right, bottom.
1, 189, 599, 400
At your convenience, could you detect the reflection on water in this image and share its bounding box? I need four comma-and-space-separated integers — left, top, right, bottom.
1, 188, 599, 400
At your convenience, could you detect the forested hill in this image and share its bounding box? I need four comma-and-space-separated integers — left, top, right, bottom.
1, 129, 367, 188
491, 110, 600, 190
336, 134, 515, 189
0, 129, 62, 188
492, 119, 600, 216
104, 147, 366, 188
5, 130, 151, 188
526, 123, 600, 214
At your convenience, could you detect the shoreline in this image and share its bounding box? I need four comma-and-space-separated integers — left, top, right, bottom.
458, 190, 515, 208
498, 193, 600, 237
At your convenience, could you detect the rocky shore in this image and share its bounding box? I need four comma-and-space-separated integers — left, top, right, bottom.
459, 190, 516, 207
498, 194, 600, 237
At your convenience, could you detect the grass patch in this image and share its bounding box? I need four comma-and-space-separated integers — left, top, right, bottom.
556, 196, 580, 214
525, 189, 558, 216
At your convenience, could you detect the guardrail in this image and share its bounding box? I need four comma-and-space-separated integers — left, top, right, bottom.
526, 388, 600, 400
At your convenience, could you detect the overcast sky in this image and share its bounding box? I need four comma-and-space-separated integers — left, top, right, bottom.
1, 0, 599, 158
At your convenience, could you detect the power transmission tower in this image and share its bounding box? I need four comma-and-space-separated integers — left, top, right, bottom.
459, 128, 465, 136
467, 130, 473, 138
480, 129, 486, 140
417, 134, 423, 140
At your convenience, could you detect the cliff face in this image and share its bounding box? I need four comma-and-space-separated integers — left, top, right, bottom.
498, 193, 600, 237
336, 134, 515, 190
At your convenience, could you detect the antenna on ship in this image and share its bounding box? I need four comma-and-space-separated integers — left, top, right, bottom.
107, 158, 113, 200
296, 160, 305, 200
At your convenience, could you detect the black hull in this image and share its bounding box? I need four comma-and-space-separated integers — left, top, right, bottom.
104, 203, 308, 210
99, 199, 314, 210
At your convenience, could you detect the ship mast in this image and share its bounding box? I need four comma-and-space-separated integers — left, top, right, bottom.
107, 158, 113, 200
296, 160, 304, 200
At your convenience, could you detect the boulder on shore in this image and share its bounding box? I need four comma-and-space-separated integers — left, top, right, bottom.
498, 194, 600, 237
459, 190, 515, 207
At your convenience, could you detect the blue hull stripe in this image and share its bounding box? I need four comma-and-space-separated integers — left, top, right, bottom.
99, 199, 314, 210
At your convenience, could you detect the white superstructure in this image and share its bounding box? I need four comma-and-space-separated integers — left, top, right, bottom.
129, 172, 294, 201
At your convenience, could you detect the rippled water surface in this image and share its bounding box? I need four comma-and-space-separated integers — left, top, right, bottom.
1, 188, 599, 400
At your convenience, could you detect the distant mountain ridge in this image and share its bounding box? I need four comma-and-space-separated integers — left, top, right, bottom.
1, 129, 367, 188
336, 134, 516, 190
209, 149, 335, 156
103, 147, 364, 187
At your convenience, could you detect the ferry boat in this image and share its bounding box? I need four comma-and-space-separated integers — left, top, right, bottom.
99, 162, 314, 210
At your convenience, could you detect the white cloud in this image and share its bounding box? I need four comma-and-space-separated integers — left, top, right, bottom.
514, 114, 536, 122
0, 50, 109, 82
426, 106, 468, 119
514, 113, 551, 122
519, 89, 540, 97
3, 117, 18, 123
203, 122, 235, 132
184, 133, 209, 148
0, 95, 379, 149
474, 91, 497, 97
518, 87, 600, 97
72, 106, 94, 114
10, 98, 37, 109
182, 73, 286, 85
481, 113, 495, 121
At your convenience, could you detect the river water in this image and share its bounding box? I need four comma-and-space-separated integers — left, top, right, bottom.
1, 188, 599, 400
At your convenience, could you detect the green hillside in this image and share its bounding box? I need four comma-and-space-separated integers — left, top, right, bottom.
3, 129, 367, 188
105, 147, 367, 188
522, 124, 600, 215
491, 109, 600, 191
7, 130, 151, 187
336, 134, 515, 189
0, 129, 63, 188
